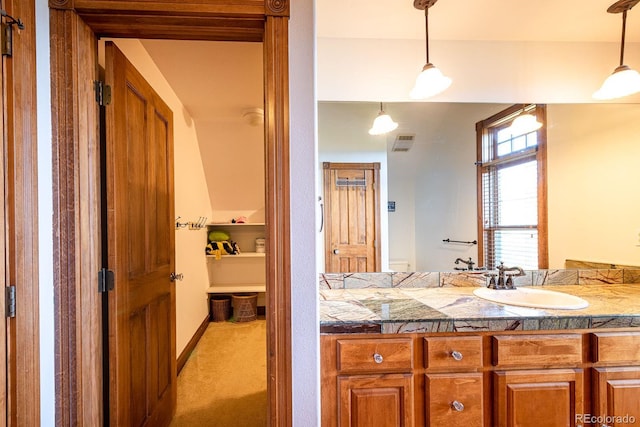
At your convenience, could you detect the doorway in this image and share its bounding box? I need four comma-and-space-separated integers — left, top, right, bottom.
323, 162, 381, 272
49, 3, 291, 425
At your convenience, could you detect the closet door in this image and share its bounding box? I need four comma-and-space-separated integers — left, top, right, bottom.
105, 41, 176, 427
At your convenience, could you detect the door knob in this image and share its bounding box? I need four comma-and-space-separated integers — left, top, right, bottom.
170, 272, 184, 282
333, 249, 340, 254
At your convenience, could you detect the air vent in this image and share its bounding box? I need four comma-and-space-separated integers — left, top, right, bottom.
392, 134, 415, 152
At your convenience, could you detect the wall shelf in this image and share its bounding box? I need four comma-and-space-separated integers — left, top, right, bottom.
206, 252, 265, 259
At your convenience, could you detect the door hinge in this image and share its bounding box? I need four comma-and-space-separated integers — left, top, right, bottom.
1, 22, 12, 56
94, 81, 112, 106
6, 285, 15, 318
0, 10, 24, 57
98, 268, 115, 293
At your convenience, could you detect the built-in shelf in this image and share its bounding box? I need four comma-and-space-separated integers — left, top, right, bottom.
206, 252, 265, 259
206, 285, 266, 293
208, 222, 265, 227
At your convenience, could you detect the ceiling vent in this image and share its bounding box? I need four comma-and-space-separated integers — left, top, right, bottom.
391, 134, 415, 152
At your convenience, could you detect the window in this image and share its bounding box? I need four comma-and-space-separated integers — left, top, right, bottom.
476, 104, 548, 270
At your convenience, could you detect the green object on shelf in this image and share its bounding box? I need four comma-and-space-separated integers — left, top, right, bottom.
208, 230, 230, 242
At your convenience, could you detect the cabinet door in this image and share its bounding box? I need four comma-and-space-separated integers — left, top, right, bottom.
425, 373, 483, 427
338, 374, 413, 427
493, 369, 584, 427
593, 367, 640, 426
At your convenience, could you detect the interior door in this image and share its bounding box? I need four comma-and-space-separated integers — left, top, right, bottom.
105, 41, 176, 427
323, 162, 381, 272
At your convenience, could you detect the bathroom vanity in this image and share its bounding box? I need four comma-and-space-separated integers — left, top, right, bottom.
319, 271, 640, 426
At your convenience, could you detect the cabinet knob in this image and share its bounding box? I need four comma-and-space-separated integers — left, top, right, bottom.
450, 350, 463, 361
373, 353, 383, 364
451, 400, 465, 412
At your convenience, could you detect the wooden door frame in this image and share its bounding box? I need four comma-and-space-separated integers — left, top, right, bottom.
3, 0, 40, 425
322, 162, 381, 272
49, 1, 291, 425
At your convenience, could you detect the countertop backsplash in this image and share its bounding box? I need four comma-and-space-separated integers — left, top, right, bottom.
319, 268, 640, 290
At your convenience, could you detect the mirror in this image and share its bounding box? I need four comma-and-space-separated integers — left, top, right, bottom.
319, 101, 640, 272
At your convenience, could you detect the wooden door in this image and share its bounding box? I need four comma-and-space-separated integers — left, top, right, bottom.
105, 42, 176, 427
338, 374, 414, 427
493, 369, 584, 427
593, 367, 640, 426
323, 162, 380, 272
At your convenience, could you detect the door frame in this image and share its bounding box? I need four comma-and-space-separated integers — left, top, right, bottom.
49, 1, 291, 425
3, 0, 40, 425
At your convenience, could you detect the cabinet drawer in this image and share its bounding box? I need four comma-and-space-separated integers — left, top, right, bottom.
492, 334, 582, 368
337, 338, 413, 374
592, 332, 640, 364
425, 373, 483, 427
423, 336, 482, 370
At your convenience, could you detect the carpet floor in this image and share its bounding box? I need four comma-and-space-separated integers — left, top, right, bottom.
170, 319, 267, 427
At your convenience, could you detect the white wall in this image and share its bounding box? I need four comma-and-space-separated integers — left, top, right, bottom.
107, 39, 213, 355
290, 0, 320, 423
318, 38, 640, 104
35, 1, 54, 424
548, 103, 640, 267
317, 103, 390, 272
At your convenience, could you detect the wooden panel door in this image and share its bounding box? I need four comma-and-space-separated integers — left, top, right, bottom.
593, 367, 640, 426
105, 41, 176, 427
338, 374, 414, 427
493, 369, 584, 427
323, 162, 380, 272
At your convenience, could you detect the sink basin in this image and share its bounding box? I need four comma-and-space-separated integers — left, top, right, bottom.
473, 287, 589, 310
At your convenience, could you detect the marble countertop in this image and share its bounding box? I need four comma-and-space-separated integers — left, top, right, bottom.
319, 284, 640, 334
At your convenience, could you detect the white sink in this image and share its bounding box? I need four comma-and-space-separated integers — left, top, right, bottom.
473, 286, 589, 310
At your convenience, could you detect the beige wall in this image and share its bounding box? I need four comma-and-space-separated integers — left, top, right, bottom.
110, 39, 212, 355
548, 103, 640, 268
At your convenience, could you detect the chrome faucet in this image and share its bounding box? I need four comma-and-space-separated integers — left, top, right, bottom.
484, 262, 525, 289
454, 257, 475, 271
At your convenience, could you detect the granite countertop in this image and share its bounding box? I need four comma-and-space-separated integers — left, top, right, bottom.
320, 284, 640, 334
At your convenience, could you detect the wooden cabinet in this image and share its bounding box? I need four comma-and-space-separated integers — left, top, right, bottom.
425, 373, 483, 426
423, 336, 484, 426
592, 367, 640, 425
493, 369, 584, 427
321, 329, 640, 427
338, 374, 414, 427
591, 332, 640, 426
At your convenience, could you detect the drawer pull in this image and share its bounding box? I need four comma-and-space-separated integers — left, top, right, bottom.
450, 350, 463, 361
451, 400, 465, 412
373, 353, 384, 364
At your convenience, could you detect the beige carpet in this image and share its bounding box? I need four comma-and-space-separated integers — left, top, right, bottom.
170, 319, 267, 427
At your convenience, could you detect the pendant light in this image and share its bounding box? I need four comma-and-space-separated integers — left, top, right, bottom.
368, 102, 398, 135
410, 0, 451, 99
593, 0, 640, 100
508, 105, 542, 136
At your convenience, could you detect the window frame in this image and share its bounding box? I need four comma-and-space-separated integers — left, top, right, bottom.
476, 104, 549, 269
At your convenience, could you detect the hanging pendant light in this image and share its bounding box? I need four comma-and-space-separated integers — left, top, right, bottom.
593, 0, 640, 100
368, 102, 398, 135
508, 105, 542, 136
410, 0, 451, 99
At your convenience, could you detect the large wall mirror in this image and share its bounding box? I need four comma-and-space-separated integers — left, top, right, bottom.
319, 101, 640, 272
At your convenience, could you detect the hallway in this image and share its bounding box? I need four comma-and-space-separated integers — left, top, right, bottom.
170, 320, 267, 426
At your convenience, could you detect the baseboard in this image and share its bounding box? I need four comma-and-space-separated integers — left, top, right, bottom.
177, 314, 210, 374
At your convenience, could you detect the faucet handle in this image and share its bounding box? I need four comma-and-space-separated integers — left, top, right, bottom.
483, 272, 497, 289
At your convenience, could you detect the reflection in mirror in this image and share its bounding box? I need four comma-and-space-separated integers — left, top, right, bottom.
319, 102, 640, 272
